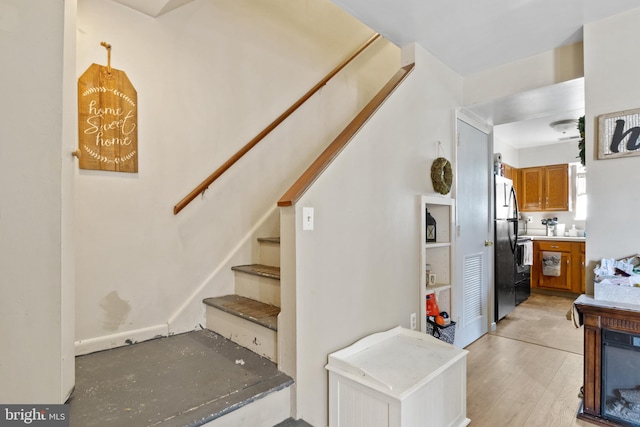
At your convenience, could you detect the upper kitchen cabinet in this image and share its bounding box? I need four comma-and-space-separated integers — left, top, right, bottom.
520, 163, 568, 212
521, 167, 543, 211
502, 163, 522, 209
544, 164, 569, 210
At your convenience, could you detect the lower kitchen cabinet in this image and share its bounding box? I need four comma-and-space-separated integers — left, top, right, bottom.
531, 240, 585, 294
575, 243, 586, 293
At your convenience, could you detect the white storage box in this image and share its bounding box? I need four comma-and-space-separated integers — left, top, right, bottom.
326, 326, 469, 427
594, 281, 640, 305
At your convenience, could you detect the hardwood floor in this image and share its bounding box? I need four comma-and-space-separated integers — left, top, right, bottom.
466, 293, 592, 426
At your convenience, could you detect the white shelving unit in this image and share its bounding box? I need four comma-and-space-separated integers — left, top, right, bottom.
420, 195, 455, 333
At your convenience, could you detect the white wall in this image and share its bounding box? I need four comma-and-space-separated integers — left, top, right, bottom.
494, 130, 580, 170
74, 0, 399, 352
463, 42, 583, 106
288, 43, 462, 427
518, 142, 580, 168
583, 7, 640, 293
0, 0, 75, 402
467, 42, 587, 237
493, 136, 519, 167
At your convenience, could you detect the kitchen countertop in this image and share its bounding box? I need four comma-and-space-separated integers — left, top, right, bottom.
520, 235, 586, 242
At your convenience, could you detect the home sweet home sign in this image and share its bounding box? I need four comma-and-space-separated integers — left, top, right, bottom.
598, 108, 640, 160
77, 63, 138, 172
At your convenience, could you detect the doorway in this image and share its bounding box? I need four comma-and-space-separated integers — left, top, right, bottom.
453, 115, 493, 348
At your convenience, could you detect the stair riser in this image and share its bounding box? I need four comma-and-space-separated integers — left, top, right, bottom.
235, 273, 280, 307
201, 384, 291, 427
206, 307, 277, 362
259, 243, 280, 268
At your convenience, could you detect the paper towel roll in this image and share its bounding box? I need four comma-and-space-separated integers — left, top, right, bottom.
493, 153, 502, 163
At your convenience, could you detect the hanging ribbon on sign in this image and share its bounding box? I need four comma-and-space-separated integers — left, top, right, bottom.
75, 42, 138, 173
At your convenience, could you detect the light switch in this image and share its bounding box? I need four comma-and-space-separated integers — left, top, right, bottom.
302, 207, 314, 230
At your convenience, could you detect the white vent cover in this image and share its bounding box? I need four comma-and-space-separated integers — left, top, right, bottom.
463, 253, 483, 326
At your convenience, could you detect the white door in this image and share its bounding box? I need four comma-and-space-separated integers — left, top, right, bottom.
453, 116, 493, 348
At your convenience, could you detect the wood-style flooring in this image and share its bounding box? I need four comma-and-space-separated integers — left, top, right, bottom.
466, 292, 592, 426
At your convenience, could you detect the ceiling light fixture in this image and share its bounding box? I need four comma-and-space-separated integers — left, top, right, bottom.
549, 119, 578, 134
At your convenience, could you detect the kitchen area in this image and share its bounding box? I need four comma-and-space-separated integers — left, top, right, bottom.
510, 162, 585, 289
462, 75, 588, 321
492, 111, 587, 321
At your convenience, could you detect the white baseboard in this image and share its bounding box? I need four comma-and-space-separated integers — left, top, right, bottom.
74, 323, 169, 356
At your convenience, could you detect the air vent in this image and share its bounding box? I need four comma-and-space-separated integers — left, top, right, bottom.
558, 135, 581, 142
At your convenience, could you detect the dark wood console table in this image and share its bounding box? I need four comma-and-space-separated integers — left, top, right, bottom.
575, 295, 640, 426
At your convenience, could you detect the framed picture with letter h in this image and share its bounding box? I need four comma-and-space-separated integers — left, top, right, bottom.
598, 108, 640, 160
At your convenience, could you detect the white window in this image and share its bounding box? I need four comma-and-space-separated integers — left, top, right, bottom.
574, 164, 587, 220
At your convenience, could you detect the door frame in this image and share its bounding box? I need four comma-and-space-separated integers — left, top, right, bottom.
454, 109, 496, 337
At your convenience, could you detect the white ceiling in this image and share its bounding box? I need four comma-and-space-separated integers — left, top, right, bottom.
114, 0, 640, 148
331, 0, 640, 76
468, 78, 585, 148
331, 0, 640, 148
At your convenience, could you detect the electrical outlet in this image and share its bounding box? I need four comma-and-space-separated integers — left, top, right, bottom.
410, 313, 417, 330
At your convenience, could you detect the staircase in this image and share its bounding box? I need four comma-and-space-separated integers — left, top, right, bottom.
203, 237, 281, 362
70, 236, 298, 427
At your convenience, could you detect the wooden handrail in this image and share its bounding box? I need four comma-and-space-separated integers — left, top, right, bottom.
278, 63, 415, 207
173, 33, 382, 215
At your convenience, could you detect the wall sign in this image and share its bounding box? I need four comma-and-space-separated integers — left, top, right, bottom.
77, 43, 138, 172
598, 108, 640, 160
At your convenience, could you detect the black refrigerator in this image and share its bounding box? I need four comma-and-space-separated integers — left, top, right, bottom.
494, 175, 519, 322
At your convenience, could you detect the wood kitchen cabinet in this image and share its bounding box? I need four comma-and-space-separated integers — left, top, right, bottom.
575, 243, 586, 294
544, 164, 569, 210
502, 163, 513, 180
533, 240, 572, 291
531, 240, 585, 294
521, 167, 543, 211
502, 163, 521, 203
520, 164, 568, 212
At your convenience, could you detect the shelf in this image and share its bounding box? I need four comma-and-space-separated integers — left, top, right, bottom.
420, 195, 455, 336
425, 284, 451, 294
425, 242, 451, 249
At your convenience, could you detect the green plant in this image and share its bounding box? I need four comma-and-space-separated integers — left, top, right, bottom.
577, 115, 585, 166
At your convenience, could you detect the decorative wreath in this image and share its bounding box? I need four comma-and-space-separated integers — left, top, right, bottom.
431, 157, 453, 195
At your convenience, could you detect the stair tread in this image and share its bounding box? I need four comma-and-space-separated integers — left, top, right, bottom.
204, 294, 280, 331
258, 237, 280, 244
232, 264, 280, 280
